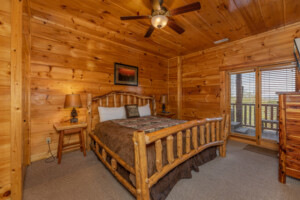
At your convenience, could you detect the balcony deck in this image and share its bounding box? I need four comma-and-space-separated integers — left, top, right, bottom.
231, 103, 279, 142
233, 127, 279, 142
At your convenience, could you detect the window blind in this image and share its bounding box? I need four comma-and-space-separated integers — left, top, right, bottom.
261, 66, 296, 136
261, 67, 296, 104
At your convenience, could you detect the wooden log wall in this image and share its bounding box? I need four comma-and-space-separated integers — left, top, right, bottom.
29, 0, 168, 162
168, 58, 178, 116
22, 0, 31, 173
0, 0, 30, 198
168, 22, 300, 120
0, 0, 12, 198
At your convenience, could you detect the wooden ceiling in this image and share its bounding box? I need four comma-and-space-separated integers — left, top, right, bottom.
30, 0, 300, 58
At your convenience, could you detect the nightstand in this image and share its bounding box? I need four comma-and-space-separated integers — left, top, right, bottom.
157, 112, 176, 118
54, 122, 87, 164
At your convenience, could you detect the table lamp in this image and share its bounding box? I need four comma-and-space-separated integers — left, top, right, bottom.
64, 94, 82, 123
160, 94, 167, 113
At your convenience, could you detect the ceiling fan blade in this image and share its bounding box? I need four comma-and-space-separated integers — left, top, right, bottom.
169, 2, 201, 16
144, 26, 155, 38
151, 0, 164, 11
167, 19, 185, 34
120, 15, 150, 20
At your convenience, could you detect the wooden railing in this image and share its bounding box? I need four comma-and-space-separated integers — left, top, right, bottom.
231, 103, 256, 128
231, 103, 279, 131
261, 104, 279, 131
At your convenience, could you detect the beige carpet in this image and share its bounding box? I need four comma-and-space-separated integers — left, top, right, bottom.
243, 144, 278, 158
24, 141, 300, 200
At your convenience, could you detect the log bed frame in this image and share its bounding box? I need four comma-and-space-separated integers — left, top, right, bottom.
86, 91, 229, 200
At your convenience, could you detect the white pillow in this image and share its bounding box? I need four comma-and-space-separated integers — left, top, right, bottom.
138, 104, 151, 117
98, 106, 126, 122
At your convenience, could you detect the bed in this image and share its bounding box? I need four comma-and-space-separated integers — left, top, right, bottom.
86, 91, 229, 200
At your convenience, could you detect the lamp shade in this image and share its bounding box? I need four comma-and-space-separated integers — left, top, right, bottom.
64, 94, 82, 108
160, 95, 167, 104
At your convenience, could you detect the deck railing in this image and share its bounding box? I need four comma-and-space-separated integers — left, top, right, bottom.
231, 103, 279, 131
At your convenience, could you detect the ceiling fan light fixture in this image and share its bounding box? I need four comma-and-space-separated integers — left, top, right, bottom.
120, 1, 201, 37
151, 15, 168, 29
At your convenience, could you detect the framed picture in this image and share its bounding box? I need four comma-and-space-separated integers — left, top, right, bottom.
114, 63, 138, 86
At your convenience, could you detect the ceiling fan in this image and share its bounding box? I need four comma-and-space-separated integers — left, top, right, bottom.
120, 0, 201, 38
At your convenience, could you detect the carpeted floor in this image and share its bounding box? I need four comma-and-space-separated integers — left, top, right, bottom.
24, 141, 300, 200
243, 144, 278, 158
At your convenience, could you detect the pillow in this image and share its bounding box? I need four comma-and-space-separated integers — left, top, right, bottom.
125, 104, 140, 118
98, 106, 126, 122
138, 104, 151, 117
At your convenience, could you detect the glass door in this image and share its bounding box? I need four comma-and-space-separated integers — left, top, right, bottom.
230, 72, 256, 138
227, 63, 297, 148
260, 67, 296, 142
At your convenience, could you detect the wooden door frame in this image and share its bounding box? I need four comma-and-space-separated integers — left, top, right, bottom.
255, 68, 262, 145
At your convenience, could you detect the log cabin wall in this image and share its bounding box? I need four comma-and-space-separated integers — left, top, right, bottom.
0, 0, 30, 198
0, 0, 12, 198
168, 57, 183, 119
22, 0, 31, 171
168, 22, 300, 120
168, 58, 178, 117
29, 0, 168, 162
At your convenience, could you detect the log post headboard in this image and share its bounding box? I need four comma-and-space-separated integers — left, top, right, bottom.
86, 91, 157, 149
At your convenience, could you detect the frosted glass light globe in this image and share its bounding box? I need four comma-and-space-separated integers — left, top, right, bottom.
151, 15, 168, 29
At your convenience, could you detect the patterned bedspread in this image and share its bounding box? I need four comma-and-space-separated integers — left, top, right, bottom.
112, 116, 187, 133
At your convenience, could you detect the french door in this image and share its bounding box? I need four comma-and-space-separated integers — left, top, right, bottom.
228, 64, 296, 148
230, 71, 257, 139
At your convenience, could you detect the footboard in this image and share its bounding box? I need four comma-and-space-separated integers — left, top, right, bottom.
133, 116, 229, 200
89, 134, 137, 196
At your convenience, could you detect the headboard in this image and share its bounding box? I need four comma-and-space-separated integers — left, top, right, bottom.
86, 91, 157, 142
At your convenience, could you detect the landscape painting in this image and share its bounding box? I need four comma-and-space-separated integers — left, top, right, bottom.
114, 63, 138, 86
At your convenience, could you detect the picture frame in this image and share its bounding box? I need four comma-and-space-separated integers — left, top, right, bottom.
114, 63, 138, 86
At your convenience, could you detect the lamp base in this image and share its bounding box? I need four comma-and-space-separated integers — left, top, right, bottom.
70, 117, 78, 123
70, 108, 78, 123
162, 104, 167, 113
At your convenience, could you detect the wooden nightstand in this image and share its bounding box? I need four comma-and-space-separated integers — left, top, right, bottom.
54, 122, 87, 164
157, 112, 176, 118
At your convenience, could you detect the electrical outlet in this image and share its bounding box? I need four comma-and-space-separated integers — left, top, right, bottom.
46, 137, 51, 144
